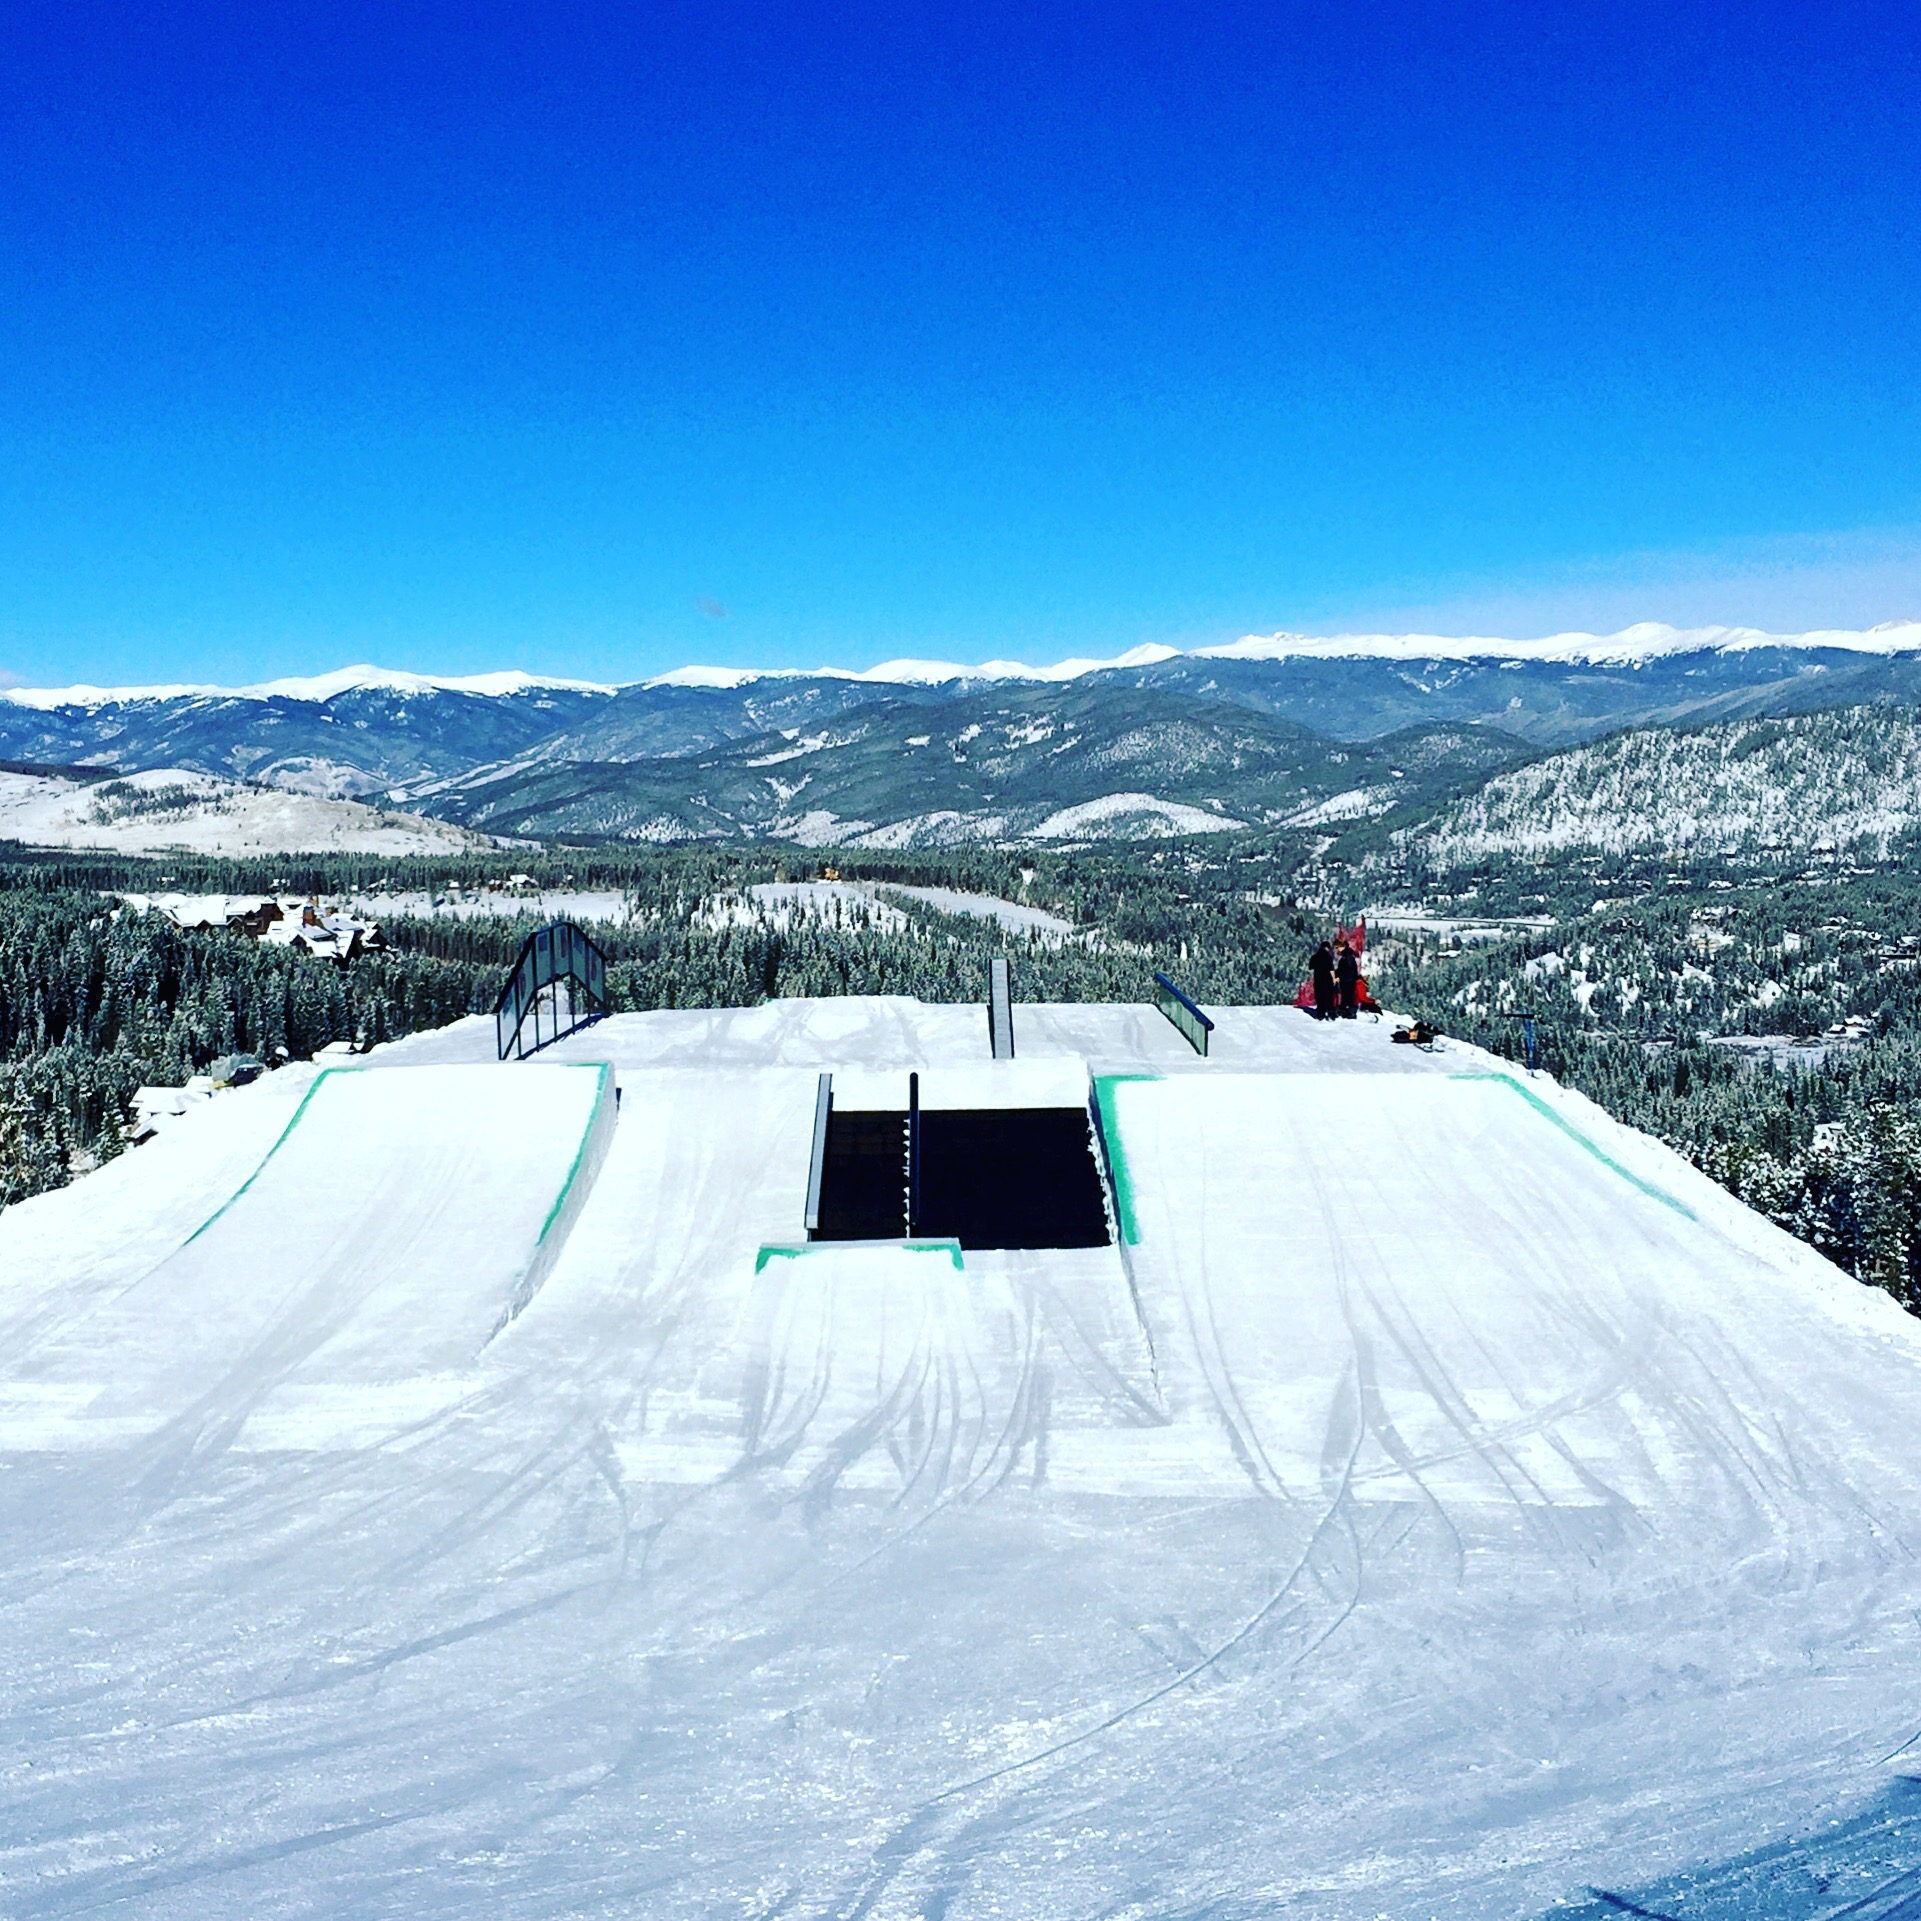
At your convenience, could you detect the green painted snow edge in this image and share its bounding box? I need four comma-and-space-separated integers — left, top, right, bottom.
536, 1062, 614, 1245
184, 1059, 613, 1250
1451, 1070, 1696, 1220
183, 1065, 358, 1245
755, 1238, 965, 1273
1093, 1074, 1157, 1245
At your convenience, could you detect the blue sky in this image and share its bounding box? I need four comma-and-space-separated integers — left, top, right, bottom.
2, 0, 1918, 686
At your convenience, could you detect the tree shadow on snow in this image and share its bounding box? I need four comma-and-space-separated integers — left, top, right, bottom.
1547, 1779, 1921, 1919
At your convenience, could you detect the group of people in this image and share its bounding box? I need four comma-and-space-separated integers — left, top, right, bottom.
1308, 934, 1363, 1020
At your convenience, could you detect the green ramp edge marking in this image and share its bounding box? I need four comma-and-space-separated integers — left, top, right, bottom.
183, 1066, 358, 1245
1092, 1074, 1158, 1246
536, 1062, 615, 1245
756, 1239, 965, 1273
1451, 1071, 1696, 1220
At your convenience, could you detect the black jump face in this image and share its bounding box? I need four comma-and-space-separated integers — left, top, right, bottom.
813, 1110, 909, 1240
811, 1106, 1111, 1250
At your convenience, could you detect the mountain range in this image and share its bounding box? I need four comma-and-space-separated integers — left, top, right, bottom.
3, 624, 1918, 846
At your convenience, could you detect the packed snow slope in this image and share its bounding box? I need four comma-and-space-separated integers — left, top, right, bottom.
5, 999, 1921, 1918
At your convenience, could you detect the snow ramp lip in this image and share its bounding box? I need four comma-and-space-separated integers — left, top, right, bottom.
174, 1061, 617, 1353
490, 1061, 616, 1341
1091, 1069, 1696, 1244
182, 1065, 362, 1246
1448, 1070, 1696, 1220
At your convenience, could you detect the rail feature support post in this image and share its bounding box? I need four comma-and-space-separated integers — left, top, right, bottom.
988, 956, 1015, 1060
804, 1073, 832, 1236
1152, 972, 1215, 1057
907, 1071, 921, 1237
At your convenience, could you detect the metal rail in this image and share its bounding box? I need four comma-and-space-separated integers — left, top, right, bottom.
1152, 971, 1215, 1057
804, 1073, 833, 1233
988, 956, 1015, 1059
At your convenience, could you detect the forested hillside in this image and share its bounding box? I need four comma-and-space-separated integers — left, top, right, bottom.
1410, 706, 1921, 867
406, 687, 1527, 846
1371, 876, 1921, 1309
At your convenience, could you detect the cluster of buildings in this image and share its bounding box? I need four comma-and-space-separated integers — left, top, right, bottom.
118, 893, 383, 963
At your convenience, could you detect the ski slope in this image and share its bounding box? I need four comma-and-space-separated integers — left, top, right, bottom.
0, 1062, 611, 1452
5, 1002, 1921, 1918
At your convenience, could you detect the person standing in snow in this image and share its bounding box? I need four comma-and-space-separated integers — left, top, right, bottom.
1310, 940, 1337, 1019
1336, 937, 1360, 1019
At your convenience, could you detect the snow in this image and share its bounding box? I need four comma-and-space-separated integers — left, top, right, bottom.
1417, 705, 1921, 865
0, 767, 487, 856
697, 878, 1074, 940
6, 997, 1921, 1915
0, 665, 617, 710
1196, 617, 1921, 667
16, 623, 1921, 716
637, 622, 1921, 687
1366, 909, 1556, 943
644, 643, 1182, 690
347, 888, 635, 925
0, 1062, 610, 1451
1279, 783, 1391, 826
698, 881, 913, 934
878, 883, 1076, 937
1032, 791, 1248, 838
847, 808, 1002, 847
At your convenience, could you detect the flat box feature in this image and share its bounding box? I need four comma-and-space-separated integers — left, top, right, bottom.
811, 1105, 1110, 1250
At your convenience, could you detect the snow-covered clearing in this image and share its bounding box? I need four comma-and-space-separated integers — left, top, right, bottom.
1032, 791, 1246, 838
696, 880, 1074, 939
878, 882, 1076, 936
697, 879, 912, 933
0, 767, 486, 856
1365, 908, 1558, 942
4, 998, 1921, 1916
1279, 783, 1393, 826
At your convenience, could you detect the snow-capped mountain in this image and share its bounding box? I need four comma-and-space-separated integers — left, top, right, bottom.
0, 676, 617, 799
2, 623, 1918, 845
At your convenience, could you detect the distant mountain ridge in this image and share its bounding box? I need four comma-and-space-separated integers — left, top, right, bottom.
1, 623, 1919, 845
8, 622, 1921, 708
407, 687, 1530, 846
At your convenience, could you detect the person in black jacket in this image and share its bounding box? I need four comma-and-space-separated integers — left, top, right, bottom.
1335, 937, 1361, 1018
1310, 940, 1337, 1019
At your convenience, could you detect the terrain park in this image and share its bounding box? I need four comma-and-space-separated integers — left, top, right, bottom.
5, 956, 1921, 1919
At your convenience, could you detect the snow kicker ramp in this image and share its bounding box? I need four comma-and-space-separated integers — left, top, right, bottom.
0, 1062, 612, 1452
8, 1058, 1921, 1918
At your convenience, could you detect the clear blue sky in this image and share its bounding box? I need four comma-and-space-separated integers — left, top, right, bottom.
3, 1, 1918, 686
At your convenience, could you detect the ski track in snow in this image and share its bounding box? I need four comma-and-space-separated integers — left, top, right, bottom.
4, 1002, 1921, 1917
